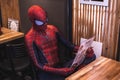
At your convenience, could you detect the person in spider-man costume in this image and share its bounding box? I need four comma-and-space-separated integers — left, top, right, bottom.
25, 5, 96, 80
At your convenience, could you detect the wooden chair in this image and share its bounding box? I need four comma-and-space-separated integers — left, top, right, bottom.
0, 43, 31, 79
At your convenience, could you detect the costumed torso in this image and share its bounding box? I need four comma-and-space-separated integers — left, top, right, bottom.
32, 25, 59, 67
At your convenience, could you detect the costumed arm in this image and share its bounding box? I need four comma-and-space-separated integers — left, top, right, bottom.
43, 65, 74, 76
56, 32, 79, 52
25, 36, 44, 69
56, 30, 95, 58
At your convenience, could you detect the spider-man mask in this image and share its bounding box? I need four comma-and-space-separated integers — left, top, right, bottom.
28, 5, 48, 31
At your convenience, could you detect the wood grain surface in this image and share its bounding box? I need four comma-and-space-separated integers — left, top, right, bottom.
66, 56, 120, 80
0, 27, 24, 44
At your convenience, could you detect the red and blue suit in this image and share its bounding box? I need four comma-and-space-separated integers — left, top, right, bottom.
25, 5, 96, 80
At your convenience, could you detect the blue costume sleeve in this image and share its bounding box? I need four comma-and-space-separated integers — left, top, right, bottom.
56, 32, 75, 50
32, 41, 48, 67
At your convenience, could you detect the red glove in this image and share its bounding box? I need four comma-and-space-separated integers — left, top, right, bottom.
73, 45, 79, 52
86, 47, 94, 58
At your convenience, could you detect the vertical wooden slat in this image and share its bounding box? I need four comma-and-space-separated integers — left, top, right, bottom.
86, 5, 91, 38
107, 0, 112, 58
112, 0, 116, 59
101, 6, 103, 42
98, 6, 101, 41
88, 5, 91, 38
78, 0, 80, 45
84, 5, 87, 37
83, 4, 85, 37
72, 0, 75, 43
96, 5, 98, 40
79, 5, 82, 38
80, 2, 83, 42
76, 0, 78, 45
89, 5, 92, 38
110, 0, 115, 58
77, 0, 80, 45
100, 6, 103, 41
114, 0, 119, 59
102, 6, 106, 57
91, 5, 94, 37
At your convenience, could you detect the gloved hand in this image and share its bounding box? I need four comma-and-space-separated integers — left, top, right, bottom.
73, 45, 79, 52
86, 47, 94, 58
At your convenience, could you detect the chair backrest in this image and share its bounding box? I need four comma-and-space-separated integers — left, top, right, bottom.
6, 43, 30, 73
6, 43, 27, 58
81, 38, 103, 58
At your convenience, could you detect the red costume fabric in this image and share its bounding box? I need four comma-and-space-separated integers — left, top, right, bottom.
25, 5, 96, 80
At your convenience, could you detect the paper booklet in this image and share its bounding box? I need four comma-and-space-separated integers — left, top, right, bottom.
71, 36, 95, 68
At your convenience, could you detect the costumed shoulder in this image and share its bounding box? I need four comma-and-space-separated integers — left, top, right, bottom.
47, 25, 59, 32
25, 28, 35, 42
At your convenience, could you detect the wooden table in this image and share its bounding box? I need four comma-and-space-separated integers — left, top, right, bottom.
66, 56, 120, 80
0, 27, 24, 44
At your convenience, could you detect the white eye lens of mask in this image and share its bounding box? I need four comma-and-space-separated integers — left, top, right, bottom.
35, 20, 44, 26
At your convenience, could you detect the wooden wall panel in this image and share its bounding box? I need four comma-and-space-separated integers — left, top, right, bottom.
72, 0, 120, 59
117, 0, 120, 61
1, 0, 20, 28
